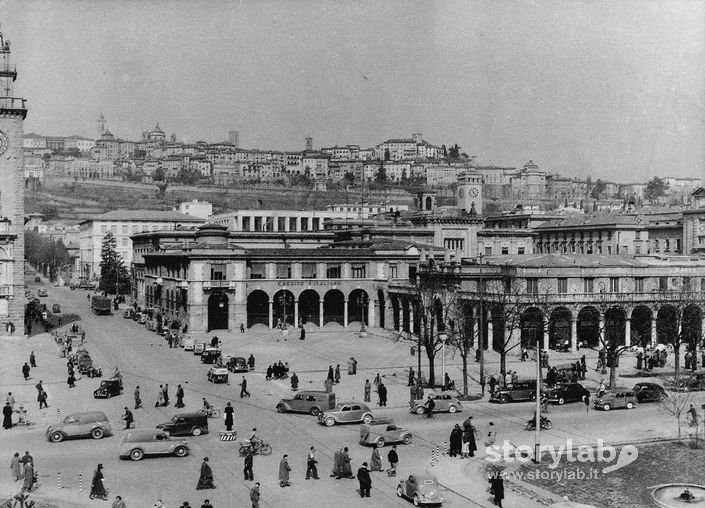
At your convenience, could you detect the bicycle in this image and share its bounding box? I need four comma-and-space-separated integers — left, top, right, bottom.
199, 407, 221, 419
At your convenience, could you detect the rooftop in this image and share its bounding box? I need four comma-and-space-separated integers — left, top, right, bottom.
81, 210, 204, 224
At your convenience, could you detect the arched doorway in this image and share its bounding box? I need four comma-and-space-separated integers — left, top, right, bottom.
323, 289, 345, 325
401, 298, 410, 332
348, 289, 369, 326
273, 290, 295, 326
391, 297, 400, 330
605, 307, 626, 347
520, 307, 544, 349
577, 306, 600, 348
549, 307, 572, 350
682, 305, 702, 350
378, 290, 386, 329
207, 292, 229, 331
298, 290, 320, 326
631, 306, 652, 346
247, 290, 269, 328
656, 305, 678, 345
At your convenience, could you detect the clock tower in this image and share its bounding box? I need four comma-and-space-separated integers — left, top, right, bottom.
457, 170, 483, 215
0, 29, 27, 336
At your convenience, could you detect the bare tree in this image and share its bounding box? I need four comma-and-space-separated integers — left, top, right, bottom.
593, 288, 632, 390
445, 290, 474, 396
659, 384, 693, 442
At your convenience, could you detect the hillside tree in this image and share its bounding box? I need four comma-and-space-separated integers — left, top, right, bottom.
99, 231, 131, 294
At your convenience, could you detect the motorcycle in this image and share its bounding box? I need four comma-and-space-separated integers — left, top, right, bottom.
238, 439, 273, 457
525, 416, 552, 431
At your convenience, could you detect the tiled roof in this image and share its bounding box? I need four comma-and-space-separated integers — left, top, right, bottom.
82, 210, 204, 223
535, 213, 646, 229
481, 253, 649, 268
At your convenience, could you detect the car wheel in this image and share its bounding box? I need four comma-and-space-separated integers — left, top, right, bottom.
558, 398, 565, 405
362, 414, 373, 424
413, 494, 421, 506
324, 418, 335, 427
416, 406, 425, 415
529, 392, 536, 402
376, 438, 385, 448
397, 485, 404, 498
603, 404, 611, 411
174, 445, 188, 457
50, 431, 64, 443
91, 428, 104, 439
626, 402, 634, 409
499, 395, 509, 404
402, 435, 412, 445
309, 407, 320, 416
192, 427, 202, 436
276, 405, 286, 413
448, 405, 457, 413
130, 448, 144, 461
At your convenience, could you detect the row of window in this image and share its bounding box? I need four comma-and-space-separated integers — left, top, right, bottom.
483, 246, 526, 255
525, 276, 696, 294
100, 223, 166, 236
240, 216, 324, 232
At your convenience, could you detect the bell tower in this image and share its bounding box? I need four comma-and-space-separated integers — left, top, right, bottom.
457, 170, 483, 215
0, 29, 27, 336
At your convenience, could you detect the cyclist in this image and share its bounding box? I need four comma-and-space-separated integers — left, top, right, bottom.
202, 398, 214, 414
248, 428, 261, 451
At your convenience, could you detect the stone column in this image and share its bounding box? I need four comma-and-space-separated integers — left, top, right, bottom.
343, 298, 348, 328
395, 304, 401, 332
541, 317, 548, 351
268, 300, 273, 329
486, 310, 493, 350
294, 300, 299, 328
651, 316, 657, 346
409, 308, 414, 334
319, 300, 324, 328
369, 301, 376, 328
599, 312, 606, 346
624, 318, 631, 348
571, 317, 578, 352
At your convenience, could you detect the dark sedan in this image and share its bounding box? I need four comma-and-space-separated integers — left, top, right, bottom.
633, 382, 667, 402
546, 383, 589, 405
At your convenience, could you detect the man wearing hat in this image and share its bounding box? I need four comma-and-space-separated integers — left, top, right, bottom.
357, 462, 371, 498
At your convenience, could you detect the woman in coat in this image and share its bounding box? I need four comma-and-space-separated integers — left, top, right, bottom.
89, 464, 107, 499
196, 457, 215, 490
10, 452, 21, 481
224, 402, 234, 432
22, 461, 34, 492
449, 424, 463, 457
278, 455, 291, 487
369, 447, 383, 472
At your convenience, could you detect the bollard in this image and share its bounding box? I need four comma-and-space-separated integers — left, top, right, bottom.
79, 473, 83, 491
57, 472, 62, 489
442, 442, 448, 455
42, 411, 46, 426
56, 408, 61, 423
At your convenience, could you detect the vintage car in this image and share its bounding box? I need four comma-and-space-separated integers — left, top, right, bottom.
46, 411, 112, 443
76, 355, 95, 375
594, 390, 637, 411
318, 402, 374, 427
633, 382, 667, 402
37, 288, 48, 297
52, 304, 61, 313
119, 428, 189, 461
201, 348, 221, 364
207, 367, 229, 384
93, 378, 123, 399
182, 337, 195, 351
359, 419, 412, 447
397, 474, 443, 506
410, 392, 462, 415
545, 383, 590, 405
123, 309, 134, 319
227, 356, 249, 373
276, 391, 336, 416
490, 381, 536, 404
193, 343, 206, 355
137, 313, 148, 324
156, 412, 209, 437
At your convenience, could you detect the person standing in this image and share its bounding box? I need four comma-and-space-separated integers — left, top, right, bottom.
37, 389, 48, 409
22, 459, 34, 492
387, 445, 398, 477
348, 358, 354, 375
248, 354, 255, 370
278, 454, 291, 487
90, 464, 107, 500
341, 447, 353, 479
5, 392, 15, 411
424, 394, 435, 417
244, 449, 254, 481
11, 452, 21, 481
163, 384, 170, 406
156, 385, 164, 407
240, 377, 251, 398
377, 382, 387, 407
331, 448, 343, 479
449, 424, 463, 458
112, 495, 126, 508
122, 408, 134, 429
175, 384, 185, 408
489, 470, 505, 507
305, 446, 319, 480
224, 402, 234, 432
327, 366, 334, 381
369, 447, 382, 472
357, 462, 371, 498
249, 482, 260, 508
364, 379, 371, 402
29, 352, 36, 368
290, 373, 299, 391
463, 417, 477, 457
324, 377, 333, 393
67, 371, 76, 388
486, 422, 497, 447
22, 363, 30, 381
299, 326, 305, 340
408, 367, 415, 386
489, 375, 497, 394
584, 394, 590, 414
196, 457, 215, 490
334, 364, 341, 384
3, 402, 12, 429
134, 386, 142, 409
352, 357, 358, 374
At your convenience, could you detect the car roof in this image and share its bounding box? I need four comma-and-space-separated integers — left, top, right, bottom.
173, 412, 205, 418
68, 411, 108, 419
124, 428, 169, 440
299, 391, 330, 396
409, 474, 438, 482
338, 401, 368, 406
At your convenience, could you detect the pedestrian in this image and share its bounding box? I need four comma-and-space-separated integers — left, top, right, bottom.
598, 380, 606, 398
416, 381, 424, 402
200, 500, 213, 508
701, 349, 705, 368
250, 482, 260, 508
156, 385, 164, 407
35, 380, 43, 394
3, 402, 12, 429
266, 365, 273, 381
688, 404, 699, 426
244, 449, 254, 481
387, 445, 398, 477
20, 451, 33, 475
463, 419, 477, 457
22, 363, 30, 381
341, 447, 353, 479
489, 470, 505, 507
122, 407, 133, 429
364, 379, 371, 402
486, 422, 497, 447
112, 495, 127, 508
327, 366, 334, 381
449, 424, 463, 457
248, 354, 255, 370
29, 352, 36, 368
176, 384, 185, 408
489, 375, 497, 394
289, 372, 299, 391
240, 323, 246, 333
480, 375, 486, 395
134, 386, 142, 409
352, 357, 358, 374
373, 372, 381, 387
196, 457, 215, 490
331, 448, 343, 479
240, 377, 251, 398
5, 392, 15, 410
278, 454, 291, 487
348, 358, 354, 375
584, 394, 590, 414
334, 364, 341, 384
357, 462, 371, 498
306, 446, 319, 480
299, 326, 306, 340
22, 459, 34, 492
378, 382, 387, 407
90, 464, 107, 500
11, 452, 21, 481
163, 383, 169, 406
324, 377, 333, 393
370, 447, 383, 472
67, 372, 76, 388
37, 389, 47, 409
408, 367, 415, 386
424, 394, 435, 417
224, 402, 234, 431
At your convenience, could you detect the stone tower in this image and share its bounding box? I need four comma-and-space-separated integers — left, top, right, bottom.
457, 170, 483, 215
0, 29, 27, 336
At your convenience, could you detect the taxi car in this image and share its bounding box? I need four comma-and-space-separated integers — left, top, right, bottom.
119, 429, 189, 461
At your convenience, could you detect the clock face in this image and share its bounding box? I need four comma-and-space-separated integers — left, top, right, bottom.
0, 131, 7, 155
469, 187, 479, 198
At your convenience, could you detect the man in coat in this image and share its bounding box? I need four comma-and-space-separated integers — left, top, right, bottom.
134, 386, 142, 409
357, 462, 372, 498
331, 448, 343, 479
22, 363, 30, 381
244, 450, 254, 481
249, 482, 260, 508
278, 454, 291, 487
341, 447, 353, 479
2, 401, 12, 429
196, 457, 215, 490
377, 382, 387, 407
122, 407, 133, 429
175, 384, 185, 408
449, 424, 463, 457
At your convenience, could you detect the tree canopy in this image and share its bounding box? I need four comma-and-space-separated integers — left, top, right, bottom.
99, 231, 131, 294
644, 177, 669, 202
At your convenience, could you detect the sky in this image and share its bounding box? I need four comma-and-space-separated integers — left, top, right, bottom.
1, 0, 704, 181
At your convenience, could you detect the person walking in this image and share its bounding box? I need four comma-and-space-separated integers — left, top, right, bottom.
196, 457, 215, 490
249, 482, 260, 508
306, 446, 319, 480
240, 377, 251, 398
327, 366, 334, 381
341, 447, 353, 479
364, 379, 371, 402
224, 402, 234, 432
67, 371, 76, 388
278, 454, 291, 487
377, 382, 387, 407
248, 354, 255, 370
175, 384, 185, 408
424, 394, 435, 418
134, 386, 142, 409
489, 470, 505, 507
334, 364, 341, 384
156, 385, 164, 407
22, 363, 30, 381
449, 424, 463, 458
90, 464, 107, 500
22, 459, 34, 492
5, 392, 15, 411
29, 352, 36, 368
463, 417, 477, 457
11, 452, 21, 481
163, 384, 170, 406
370, 447, 383, 472
37, 389, 48, 409
387, 445, 398, 477
3, 402, 12, 429
122, 407, 134, 429
352, 357, 358, 374
357, 462, 371, 498
112, 495, 127, 508
244, 450, 254, 481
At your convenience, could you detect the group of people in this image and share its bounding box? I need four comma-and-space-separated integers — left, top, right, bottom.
9, 451, 35, 492
265, 361, 289, 380
635, 347, 668, 370
448, 416, 489, 458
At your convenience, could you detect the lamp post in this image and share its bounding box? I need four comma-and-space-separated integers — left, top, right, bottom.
278, 293, 292, 326
439, 332, 448, 390
358, 293, 369, 337
478, 253, 485, 397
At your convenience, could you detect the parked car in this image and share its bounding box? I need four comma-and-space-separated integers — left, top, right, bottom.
226, 356, 248, 373
207, 367, 229, 384
156, 412, 208, 437
201, 348, 221, 364
46, 411, 112, 443
360, 419, 412, 447
410, 392, 462, 415
594, 390, 637, 411
545, 383, 590, 405
490, 381, 536, 404
396, 474, 443, 506
318, 402, 374, 427
119, 429, 189, 461
182, 337, 195, 351
633, 382, 668, 402
276, 391, 336, 416
52, 304, 61, 313
93, 378, 123, 399
37, 288, 48, 297
123, 309, 134, 319
193, 343, 206, 355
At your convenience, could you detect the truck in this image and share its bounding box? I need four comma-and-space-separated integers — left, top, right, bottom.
91, 296, 112, 315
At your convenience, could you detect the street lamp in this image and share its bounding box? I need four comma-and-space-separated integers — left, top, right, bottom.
278, 293, 292, 326
478, 253, 486, 397
357, 293, 369, 337
439, 332, 448, 390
